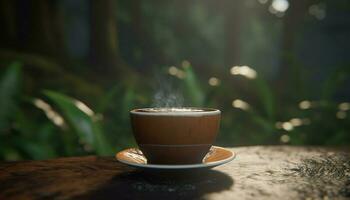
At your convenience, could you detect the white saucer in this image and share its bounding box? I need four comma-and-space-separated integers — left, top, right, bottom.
115, 146, 235, 170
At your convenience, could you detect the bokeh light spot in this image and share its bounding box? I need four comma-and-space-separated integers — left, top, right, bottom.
176, 70, 186, 79
309, 3, 326, 20
290, 118, 302, 126
280, 134, 290, 143
230, 65, 257, 79
271, 0, 289, 12
299, 100, 311, 109
168, 66, 178, 76
232, 99, 250, 110
339, 102, 350, 111
282, 122, 293, 131
208, 77, 220, 86
182, 60, 191, 68
336, 111, 347, 119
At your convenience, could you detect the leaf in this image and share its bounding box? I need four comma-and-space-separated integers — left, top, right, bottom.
321, 66, 350, 100
96, 86, 121, 113
252, 78, 275, 120
121, 88, 136, 120
183, 66, 204, 106
0, 62, 22, 131
14, 137, 57, 160
44, 90, 113, 155
2, 147, 22, 161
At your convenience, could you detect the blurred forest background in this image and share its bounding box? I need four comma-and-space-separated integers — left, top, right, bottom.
0, 0, 349, 161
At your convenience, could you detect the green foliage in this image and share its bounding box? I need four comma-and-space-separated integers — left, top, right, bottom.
0, 62, 119, 160
321, 66, 350, 101
0, 60, 349, 161
44, 90, 113, 155
1, 0, 350, 162
183, 65, 205, 106
252, 78, 275, 120
0, 62, 21, 131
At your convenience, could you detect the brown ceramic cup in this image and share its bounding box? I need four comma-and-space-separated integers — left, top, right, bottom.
130, 108, 221, 164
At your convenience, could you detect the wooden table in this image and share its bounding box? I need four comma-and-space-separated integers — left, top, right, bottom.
0, 146, 349, 200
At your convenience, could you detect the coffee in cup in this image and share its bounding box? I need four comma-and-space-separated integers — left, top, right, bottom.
130, 107, 221, 164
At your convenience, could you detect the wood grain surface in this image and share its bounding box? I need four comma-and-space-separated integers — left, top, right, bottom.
0, 146, 349, 200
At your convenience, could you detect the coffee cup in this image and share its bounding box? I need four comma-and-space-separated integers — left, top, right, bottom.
130, 108, 221, 164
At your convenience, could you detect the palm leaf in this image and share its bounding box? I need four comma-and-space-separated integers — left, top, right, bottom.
0, 62, 22, 131
44, 90, 113, 155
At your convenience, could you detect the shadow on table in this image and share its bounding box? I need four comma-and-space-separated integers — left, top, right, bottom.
79, 169, 234, 199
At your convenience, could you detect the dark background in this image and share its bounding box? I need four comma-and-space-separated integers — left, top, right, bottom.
0, 0, 349, 161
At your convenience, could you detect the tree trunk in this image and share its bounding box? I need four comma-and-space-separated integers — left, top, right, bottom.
12, 0, 67, 66
51, 1, 67, 60
0, 0, 17, 49
25, 0, 55, 55
223, 0, 242, 68
89, 0, 120, 73
277, 1, 310, 99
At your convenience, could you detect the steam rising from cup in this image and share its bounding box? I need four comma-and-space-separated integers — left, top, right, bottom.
152, 87, 184, 108
152, 76, 184, 108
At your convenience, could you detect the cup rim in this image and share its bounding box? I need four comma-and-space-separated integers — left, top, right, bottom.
130, 107, 220, 116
